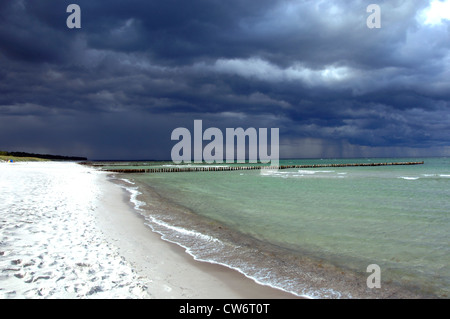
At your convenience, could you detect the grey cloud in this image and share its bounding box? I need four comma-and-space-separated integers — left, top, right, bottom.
0, 0, 449, 159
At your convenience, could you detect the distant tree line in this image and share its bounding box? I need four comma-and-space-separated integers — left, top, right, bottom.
0, 150, 87, 161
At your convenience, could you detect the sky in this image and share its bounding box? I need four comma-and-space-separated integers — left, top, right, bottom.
0, 0, 449, 160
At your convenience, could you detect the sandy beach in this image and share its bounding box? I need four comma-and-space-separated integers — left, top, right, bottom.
0, 162, 297, 299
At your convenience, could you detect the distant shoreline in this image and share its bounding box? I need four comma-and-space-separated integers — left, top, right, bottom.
0, 154, 49, 162
0, 151, 87, 162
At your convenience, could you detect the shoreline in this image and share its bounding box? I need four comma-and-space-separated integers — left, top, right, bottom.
110, 167, 436, 299
95, 171, 300, 299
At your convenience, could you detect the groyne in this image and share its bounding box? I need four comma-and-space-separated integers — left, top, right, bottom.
81, 161, 425, 174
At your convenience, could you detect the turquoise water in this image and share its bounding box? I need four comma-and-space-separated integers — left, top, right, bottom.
119, 158, 449, 298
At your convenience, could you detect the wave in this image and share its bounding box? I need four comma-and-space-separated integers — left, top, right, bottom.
261, 169, 343, 179
297, 170, 335, 174
404, 174, 450, 180
119, 184, 146, 211
118, 178, 135, 185
399, 176, 420, 180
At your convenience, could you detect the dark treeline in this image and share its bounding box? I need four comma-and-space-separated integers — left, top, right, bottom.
1, 151, 87, 161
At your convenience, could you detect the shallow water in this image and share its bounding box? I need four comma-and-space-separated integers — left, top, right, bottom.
122, 157, 449, 298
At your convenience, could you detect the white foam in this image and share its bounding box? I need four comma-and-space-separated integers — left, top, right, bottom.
297, 170, 317, 175
399, 176, 420, 180
145, 216, 222, 245
119, 178, 135, 185
259, 169, 281, 176
297, 170, 334, 174
119, 185, 147, 211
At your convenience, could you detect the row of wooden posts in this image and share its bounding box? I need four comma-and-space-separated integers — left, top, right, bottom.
86, 161, 425, 174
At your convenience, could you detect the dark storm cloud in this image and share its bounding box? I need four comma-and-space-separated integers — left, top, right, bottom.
0, 0, 449, 159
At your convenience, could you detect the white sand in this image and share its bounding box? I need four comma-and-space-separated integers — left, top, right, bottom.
0, 162, 296, 299
0, 162, 148, 298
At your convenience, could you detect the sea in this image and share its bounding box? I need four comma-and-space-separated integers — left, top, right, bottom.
106, 157, 449, 299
